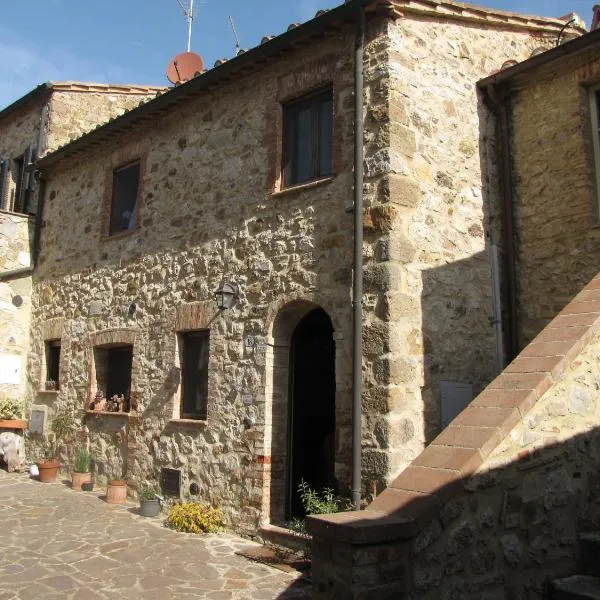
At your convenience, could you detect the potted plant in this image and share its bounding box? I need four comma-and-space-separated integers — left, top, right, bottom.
37, 406, 77, 483
138, 486, 162, 517
0, 396, 26, 430
45, 380, 58, 391
71, 446, 92, 491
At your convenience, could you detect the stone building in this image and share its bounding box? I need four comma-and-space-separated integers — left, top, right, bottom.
0, 82, 165, 404
19, 0, 583, 534
309, 17, 600, 600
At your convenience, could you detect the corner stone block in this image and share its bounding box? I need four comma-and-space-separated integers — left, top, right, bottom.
386, 174, 421, 208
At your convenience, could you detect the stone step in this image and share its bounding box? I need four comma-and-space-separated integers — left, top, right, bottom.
551, 575, 600, 599
581, 533, 600, 577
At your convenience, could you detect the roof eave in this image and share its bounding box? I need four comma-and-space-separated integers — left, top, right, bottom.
0, 82, 52, 122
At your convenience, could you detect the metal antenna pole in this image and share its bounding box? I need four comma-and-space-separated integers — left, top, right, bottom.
228, 15, 241, 54
187, 0, 194, 52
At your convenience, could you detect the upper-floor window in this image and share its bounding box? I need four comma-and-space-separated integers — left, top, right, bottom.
0, 146, 36, 214
110, 162, 139, 235
282, 87, 333, 188
589, 85, 600, 217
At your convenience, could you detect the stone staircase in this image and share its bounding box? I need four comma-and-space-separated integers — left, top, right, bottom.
551, 533, 600, 599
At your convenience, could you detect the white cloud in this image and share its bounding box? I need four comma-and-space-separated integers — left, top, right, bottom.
0, 27, 130, 110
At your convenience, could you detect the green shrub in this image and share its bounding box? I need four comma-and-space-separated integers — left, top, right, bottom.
73, 447, 92, 473
139, 486, 160, 502
0, 396, 23, 420
288, 480, 352, 534
165, 502, 224, 534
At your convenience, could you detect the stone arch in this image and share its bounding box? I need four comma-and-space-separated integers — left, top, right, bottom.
261, 298, 344, 525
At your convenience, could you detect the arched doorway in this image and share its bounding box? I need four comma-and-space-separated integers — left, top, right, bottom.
287, 307, 336, 518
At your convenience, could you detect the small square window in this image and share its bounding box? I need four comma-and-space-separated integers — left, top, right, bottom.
110, 162, 140, 235
180, 331, 210, 420
44, 340, 61, 390
282, 88, 333, 187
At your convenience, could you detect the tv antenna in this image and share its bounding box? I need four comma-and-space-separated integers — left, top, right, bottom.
176, 0, 197, 52
228, 15, 241, 54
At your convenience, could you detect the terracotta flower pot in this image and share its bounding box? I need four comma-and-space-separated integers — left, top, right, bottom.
72, 471, 92, 491
106, 479, 127, 504
37, 459, 60, 483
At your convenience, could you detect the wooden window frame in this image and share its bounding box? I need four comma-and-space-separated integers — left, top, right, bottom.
282, 87, 333, 188
179, 330, 210, 421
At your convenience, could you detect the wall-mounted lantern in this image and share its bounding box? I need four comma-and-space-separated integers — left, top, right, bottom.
214, 280, 239, 311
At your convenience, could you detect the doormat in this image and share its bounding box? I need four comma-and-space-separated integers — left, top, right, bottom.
235, 545, 311, 577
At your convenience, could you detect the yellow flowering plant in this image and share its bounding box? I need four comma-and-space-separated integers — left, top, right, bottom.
165, 502, 224, 534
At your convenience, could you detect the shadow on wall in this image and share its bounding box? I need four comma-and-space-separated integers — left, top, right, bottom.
309, 424, 600, 599
420, 249, 498, 443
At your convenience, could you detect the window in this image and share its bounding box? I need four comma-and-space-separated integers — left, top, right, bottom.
92, 345, 133, 411
44, 340, 61, 390
590, 86, 600, 215
110, 162, 140, 235
282, 88, 333, 187
180, 331, 210, 420
0, 145, 35, 214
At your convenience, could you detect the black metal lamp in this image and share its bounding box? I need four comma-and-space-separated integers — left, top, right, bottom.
214, 280, 239, 311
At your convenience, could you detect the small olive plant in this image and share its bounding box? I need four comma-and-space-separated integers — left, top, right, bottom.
73, 447, 92, 473
139, 486, 160, 502
0, 396, 23, 420
43, 406, 78, 460
165, 502, 224, 534
289, 480, 352, 535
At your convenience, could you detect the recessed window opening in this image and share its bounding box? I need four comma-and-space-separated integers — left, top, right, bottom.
93, 344, 133, 412
179, 330, 210, 420
282, 87, 333, 187
45, 340, 61, 390
589, 84, 600, 218
110, 162, 140, 235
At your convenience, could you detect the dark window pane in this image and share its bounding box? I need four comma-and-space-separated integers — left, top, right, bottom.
282, 88, 333, 187
319, 95, 333, 176
181, 331, 210, 419
45, 340, 61, 388
106, 346, 133, 405
110, 163, 140, 235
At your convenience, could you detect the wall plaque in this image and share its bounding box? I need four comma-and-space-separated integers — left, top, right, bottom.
29, 409, 46, 435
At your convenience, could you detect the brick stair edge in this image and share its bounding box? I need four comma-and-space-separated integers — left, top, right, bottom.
308, 273, 600, 543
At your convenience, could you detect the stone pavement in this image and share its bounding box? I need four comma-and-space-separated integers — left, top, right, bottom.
0, 470, 312, 599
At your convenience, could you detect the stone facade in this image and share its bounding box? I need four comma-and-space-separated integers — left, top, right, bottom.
25, 0, 583, 535
509, 46, 600, 348
0, 84, 164, 406
310, 274, 600, 599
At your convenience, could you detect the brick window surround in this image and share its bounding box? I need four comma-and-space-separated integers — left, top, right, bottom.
87, 328, 139, 411
170, 301, 216, 423
101, 144, 148, 240
39, 317, 64, 393
265, 53, 348, 195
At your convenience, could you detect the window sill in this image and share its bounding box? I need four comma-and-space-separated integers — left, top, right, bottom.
0, 209, 36, 219
270, 176, 334, 199
38, 389, 59, 395
85, 410, 132, 418
168, 418, 207, 427
101, 227, 139, 242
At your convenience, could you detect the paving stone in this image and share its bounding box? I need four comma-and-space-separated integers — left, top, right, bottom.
0, 470, 309, 599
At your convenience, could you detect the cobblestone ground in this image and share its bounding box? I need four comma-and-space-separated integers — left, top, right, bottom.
0, 470, 311, 599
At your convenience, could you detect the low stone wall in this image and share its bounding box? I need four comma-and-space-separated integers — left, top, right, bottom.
309, 273, 600, 599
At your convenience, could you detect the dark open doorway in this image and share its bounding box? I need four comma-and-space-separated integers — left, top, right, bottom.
287, 307, 336, 519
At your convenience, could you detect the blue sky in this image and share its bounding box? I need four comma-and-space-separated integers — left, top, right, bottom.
0, 0, 596, 110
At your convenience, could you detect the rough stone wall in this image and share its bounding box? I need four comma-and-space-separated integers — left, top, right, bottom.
0, 213, 33, 400
30, 23, 382, 531
363, 14, 557, 485
511, 48, 600, 348
45, 89, 161, 154
408, 336, 600, 599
